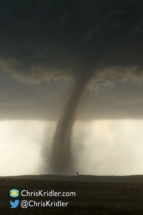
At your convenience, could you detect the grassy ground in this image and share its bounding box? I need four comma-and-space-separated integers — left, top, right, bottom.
1, 178, 143, 214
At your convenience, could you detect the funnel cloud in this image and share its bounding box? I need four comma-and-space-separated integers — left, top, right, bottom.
1, 0, 143, 174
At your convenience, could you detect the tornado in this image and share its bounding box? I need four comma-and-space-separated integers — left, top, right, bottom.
50, 72, 92, 174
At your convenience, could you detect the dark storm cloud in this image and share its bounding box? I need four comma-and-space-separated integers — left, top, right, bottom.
1, 74, 143, 121
0, 73, 70, 120
0, 0, 143, 82
1, 0, 143, 175
78, 80, 143, 120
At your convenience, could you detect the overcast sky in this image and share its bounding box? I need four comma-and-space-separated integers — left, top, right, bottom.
0, 0, 143, 176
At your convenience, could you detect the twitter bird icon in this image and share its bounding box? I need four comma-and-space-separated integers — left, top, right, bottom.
10, 200, 19, 208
